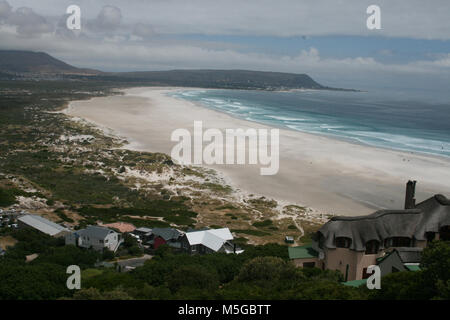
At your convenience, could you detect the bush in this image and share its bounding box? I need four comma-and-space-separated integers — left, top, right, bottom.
0, 187, 17, 207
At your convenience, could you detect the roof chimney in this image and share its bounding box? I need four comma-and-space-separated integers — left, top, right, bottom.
404, 180, 416, 209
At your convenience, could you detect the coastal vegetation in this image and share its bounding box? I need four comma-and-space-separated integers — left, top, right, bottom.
1, 227, 449, 300
0, 80, 324, 245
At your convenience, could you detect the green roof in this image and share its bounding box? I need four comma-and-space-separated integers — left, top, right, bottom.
288, 243, 318, 259
342, 279, 367, 287
405, 264, 421, 271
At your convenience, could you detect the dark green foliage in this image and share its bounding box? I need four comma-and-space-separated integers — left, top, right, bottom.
33, 245, 100, 269
78, 202, 197, 226
102, 248, 115, 261
421, 240, 450, 286
4, 229, 63, 260
252, 219, 273, 227
120, 233, 144, 256
0, 262, 70, 300
0, 187, 43, 207
55, 209, 74, 223
72, 287, 132, 300
234, 256, 296, 286
231, 229, 270, 236
0, 187, 17, 207
167, 264, 219, 293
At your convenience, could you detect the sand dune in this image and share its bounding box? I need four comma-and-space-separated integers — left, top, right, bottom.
65, 87, 450, 216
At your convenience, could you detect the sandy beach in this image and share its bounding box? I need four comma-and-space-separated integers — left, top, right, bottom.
65, 87, 450, 216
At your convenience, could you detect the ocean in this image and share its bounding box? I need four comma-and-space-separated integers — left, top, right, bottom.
168, 89, 450, 158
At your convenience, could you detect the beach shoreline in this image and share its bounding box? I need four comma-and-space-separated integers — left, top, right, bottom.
63, 87, 450, 216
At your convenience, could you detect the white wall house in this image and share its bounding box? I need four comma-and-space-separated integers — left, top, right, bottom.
181, 228, 244, 255
65, 225, 122, 252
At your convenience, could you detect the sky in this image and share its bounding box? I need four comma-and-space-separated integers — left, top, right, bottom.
0, 0, 449, 93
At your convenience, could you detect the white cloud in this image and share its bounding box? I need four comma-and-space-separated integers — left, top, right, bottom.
132, 23, 154, 38
5, 5, 53, 37
0, 0, 12, 21
0, 0, 449, 90
87, 5, 122, 32
4, 0, 450, 39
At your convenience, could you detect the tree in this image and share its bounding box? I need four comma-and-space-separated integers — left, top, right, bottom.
235, 256, 296, 286
167, 264, 219, 293
421, 240, 450, 299
421, 241, 450, 284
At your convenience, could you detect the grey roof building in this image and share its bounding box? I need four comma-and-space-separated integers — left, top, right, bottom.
314, 194, 450, 252
65, 225, 123, 252
152, 228, 183, 241
17, 214, 69, 237
290, 181, 450, 281
377, 247, 423, 276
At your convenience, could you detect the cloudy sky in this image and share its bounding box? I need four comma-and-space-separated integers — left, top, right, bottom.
1, 0, 449, 92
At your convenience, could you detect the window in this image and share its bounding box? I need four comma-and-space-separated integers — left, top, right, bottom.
425, 232, 435, 242
365, 240, 379, 254
385, 237, 411, 248
303, 262, 315, 268
362, 268, 370, 279
318, 233, 325, 249
439, 226, 450, 241
335, 237, 351, 248
99, 240, 104, 244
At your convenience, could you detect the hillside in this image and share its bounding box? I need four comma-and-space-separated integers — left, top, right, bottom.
100, 69, 326, 90
0, 50, 355, 90
0, 50, 100, 75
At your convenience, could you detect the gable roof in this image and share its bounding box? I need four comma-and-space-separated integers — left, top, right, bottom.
394, 247, 423, 263
78, 225, 116, 240
135, 227, 152, 234
315, 194, 450, 252
152, 228, 183, 241
288, 243, 319, 259
18, 214, 69, 236
185, 228, 233, 252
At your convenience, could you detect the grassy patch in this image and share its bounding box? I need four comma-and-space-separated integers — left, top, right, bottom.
231, 229, 270, 237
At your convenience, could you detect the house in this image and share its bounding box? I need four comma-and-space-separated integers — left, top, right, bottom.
133, 227, 153, 243
285, 236, 295, 244
289, 181, 450, 281
180, 228, 244, 255
149, 228, 184, 250
65, 225, 123, 252
288, 243, 319, 268
377, 247, 422, 275
17, 214, 70, 237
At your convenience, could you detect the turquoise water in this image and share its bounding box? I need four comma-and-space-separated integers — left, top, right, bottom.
168, 89, 450, 158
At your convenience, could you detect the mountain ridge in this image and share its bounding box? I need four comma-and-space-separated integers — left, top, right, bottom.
0, 50, 356, 91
